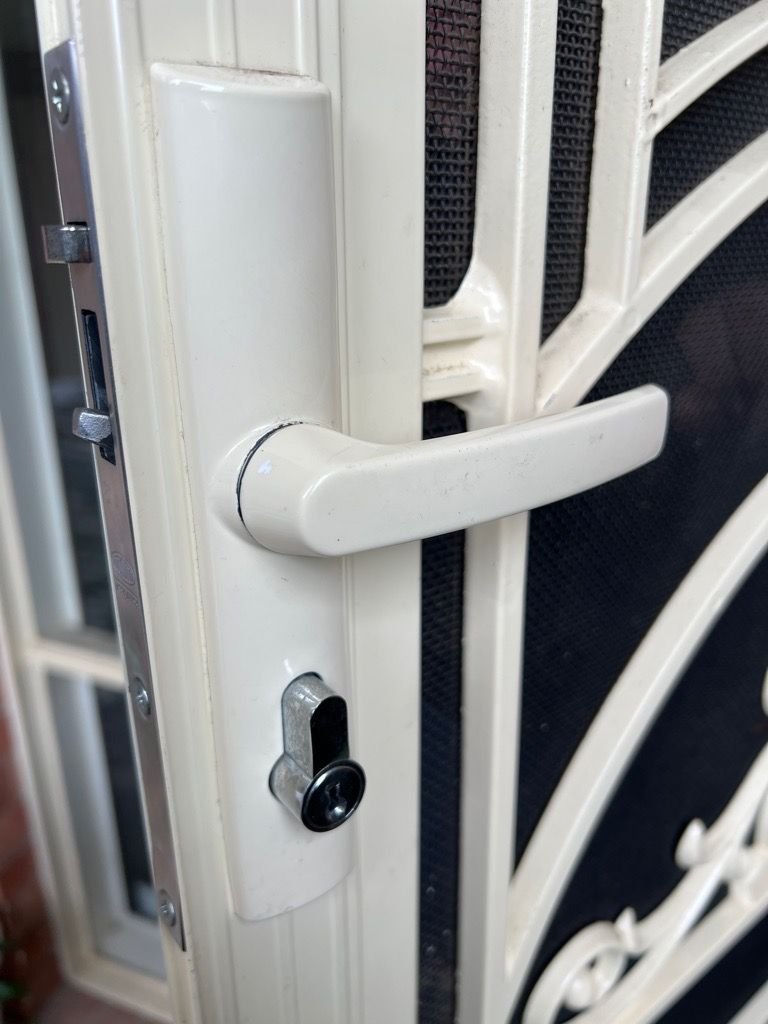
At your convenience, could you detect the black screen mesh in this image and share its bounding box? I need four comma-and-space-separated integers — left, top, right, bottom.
661, 0, 757, 62
647, 46, 768, 227
514, 555, 768, 1022
424, 0, 482, 308
419, 402, 466, 1024
517, 201, 768, 864
540, 0, 603, 342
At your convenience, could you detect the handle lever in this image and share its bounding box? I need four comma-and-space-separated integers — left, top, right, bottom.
236, 385, 669, 557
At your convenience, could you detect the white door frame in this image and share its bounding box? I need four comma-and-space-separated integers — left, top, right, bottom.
23, 1, 426, 1021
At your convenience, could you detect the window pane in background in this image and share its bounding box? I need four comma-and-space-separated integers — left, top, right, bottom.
0, 1, 115, 636
49, 674, 163, 978
95, 688, 157, 921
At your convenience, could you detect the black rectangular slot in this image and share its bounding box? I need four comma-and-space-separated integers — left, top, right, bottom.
81, 309, 115, 464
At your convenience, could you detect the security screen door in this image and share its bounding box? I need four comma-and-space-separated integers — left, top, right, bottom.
22, 0, 768, 1022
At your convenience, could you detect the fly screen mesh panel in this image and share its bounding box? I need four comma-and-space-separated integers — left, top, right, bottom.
420, 402, 466, 1024
661, 0, 758, 61
540, 0, 603, 342
515, 556, 768, 1023
517, 201, 768, 865
647, 46, 768, 227
424, 0, 482, 308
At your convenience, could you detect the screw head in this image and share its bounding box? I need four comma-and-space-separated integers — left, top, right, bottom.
157, 889, 177, 929
49, 68, 70, 125
129, 676, 151, 718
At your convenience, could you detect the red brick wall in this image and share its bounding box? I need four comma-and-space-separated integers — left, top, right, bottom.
0, 707, 60, 1019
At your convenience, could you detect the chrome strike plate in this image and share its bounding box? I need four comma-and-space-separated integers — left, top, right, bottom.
43, 40, 185, 950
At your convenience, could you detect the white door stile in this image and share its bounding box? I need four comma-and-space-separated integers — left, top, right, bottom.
454, 2, 558, 1022
35, 5, 238, 1019
30, 0, 425, 1021
333, 3, 425, 1017
580, 0, 664, 308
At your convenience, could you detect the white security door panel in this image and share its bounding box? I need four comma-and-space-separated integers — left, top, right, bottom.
424, 3, 768, 1024
20, 0, 768, 1022
29, 1, 427, 1021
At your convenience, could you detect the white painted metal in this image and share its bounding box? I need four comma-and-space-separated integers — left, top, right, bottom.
238, 387, 668, 556
152, 62, 352, 919
454, 2, 558, 1022
434, 4, 768, 1022
525, 673, 768, 1023
538, 129, 768, 415
428, 11, 768, 413
652, 0, 768, 134
580, 1, 663, 306
504, 475, 768, 1020
28, 0, 425, 1020
422, 263, 504, 402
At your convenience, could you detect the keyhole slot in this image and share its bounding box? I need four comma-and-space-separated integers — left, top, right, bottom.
310, 695, 349, 774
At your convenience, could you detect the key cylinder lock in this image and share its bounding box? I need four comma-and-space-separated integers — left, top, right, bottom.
270, 674, 365, 832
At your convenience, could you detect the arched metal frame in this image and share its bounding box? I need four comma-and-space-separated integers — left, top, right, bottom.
422, 3, 768, 1021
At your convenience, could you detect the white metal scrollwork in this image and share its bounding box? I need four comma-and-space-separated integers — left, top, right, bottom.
524, 674, 768, 1024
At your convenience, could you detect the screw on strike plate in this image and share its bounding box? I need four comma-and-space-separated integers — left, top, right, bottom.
157, 890, 177, 929
129, 676, 151, 718
49, 68, 71, 125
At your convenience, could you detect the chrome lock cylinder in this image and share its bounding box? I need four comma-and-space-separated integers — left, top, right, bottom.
270, 674, 365, 832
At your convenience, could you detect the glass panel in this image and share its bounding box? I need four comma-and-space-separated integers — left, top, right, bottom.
0, 0, 115, 636
48, 674, 163, 978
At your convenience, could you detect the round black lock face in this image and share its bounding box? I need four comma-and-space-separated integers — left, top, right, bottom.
301, 760, 366, 832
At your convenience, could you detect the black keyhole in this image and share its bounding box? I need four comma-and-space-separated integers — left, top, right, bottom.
301, 761, 366, 832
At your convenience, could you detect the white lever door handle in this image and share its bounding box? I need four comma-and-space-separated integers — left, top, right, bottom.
236, 385, 669, 556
